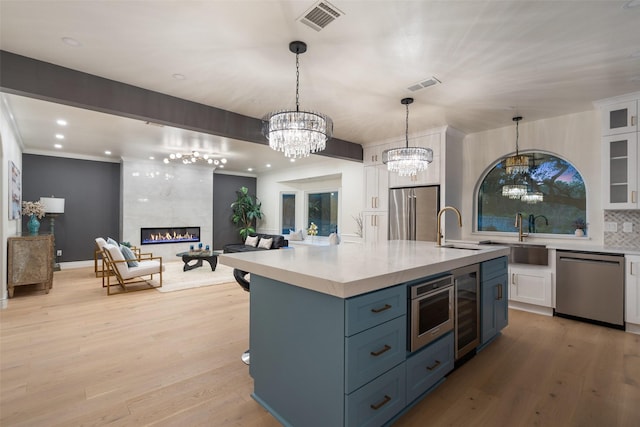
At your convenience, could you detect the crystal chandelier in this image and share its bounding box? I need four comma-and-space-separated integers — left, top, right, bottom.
504, 116, 530, 174
163, 151, 227, 167
382, 98, 433, 177
521, 191, 544, 204
501, 184, 528, 199
262, 41, 333, 159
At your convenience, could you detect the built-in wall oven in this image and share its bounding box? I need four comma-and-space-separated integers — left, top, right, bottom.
408, 274, 455, 352
452, 264, 480, 361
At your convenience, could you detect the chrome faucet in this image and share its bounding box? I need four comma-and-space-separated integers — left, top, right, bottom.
436, 206, 462, 246
515, 212, 528, 242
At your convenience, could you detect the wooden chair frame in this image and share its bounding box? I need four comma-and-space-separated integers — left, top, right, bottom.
100, 247, 163, 295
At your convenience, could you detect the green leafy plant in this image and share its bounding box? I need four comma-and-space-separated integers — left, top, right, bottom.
230, 186, 263, 241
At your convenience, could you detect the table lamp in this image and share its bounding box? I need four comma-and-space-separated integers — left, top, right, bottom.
40, 196, 65, 271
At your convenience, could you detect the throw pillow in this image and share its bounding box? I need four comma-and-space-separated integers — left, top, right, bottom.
107, 237, 118, 247
245, 235, 259, 247
288, 230, 302, 241
120, 244, 139, 267
258, 237, 273, 249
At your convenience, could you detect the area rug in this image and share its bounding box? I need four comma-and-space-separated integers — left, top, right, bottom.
153, 261, 236, 292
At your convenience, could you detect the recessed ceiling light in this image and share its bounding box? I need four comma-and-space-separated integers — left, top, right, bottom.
149, 156, 155, 160
248, 168, 253, 172
55, 134, 64, 139
61, 37, 81, 47
54, 144, 62, 149
104, 150, 112, 155
266, 164, 271, 168
172, 73, 186, 80
56, 119, 67, 126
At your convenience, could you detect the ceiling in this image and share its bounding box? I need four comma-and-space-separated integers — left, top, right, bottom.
1, 0, 639, 173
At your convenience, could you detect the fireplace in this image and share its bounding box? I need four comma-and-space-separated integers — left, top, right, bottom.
141, 226, 200, 245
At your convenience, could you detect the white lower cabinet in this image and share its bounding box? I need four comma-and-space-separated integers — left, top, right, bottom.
364, 212, 388, 243
626, 255, 640, 329
508, 265, 553, 308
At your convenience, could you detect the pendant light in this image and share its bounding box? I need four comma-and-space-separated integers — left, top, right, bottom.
504, 116, 530, 174
382, 98, 433, 177
262, 41, 333, 159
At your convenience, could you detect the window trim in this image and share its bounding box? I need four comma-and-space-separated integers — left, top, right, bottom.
305, 188, 341, 237
280, 192, 296, 235
474, 150, 588, 236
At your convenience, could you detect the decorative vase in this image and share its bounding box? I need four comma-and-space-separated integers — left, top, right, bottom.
574, 228, 585, 237
27, 214, 40, 235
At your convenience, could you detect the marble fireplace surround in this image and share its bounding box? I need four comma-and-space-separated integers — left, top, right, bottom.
122, 160, 214, 260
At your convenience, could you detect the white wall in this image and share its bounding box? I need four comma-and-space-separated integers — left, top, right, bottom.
1, 98, 24, 307
121, 160, 214, 259
460, 110, 602, 244
256, 157, 364, 241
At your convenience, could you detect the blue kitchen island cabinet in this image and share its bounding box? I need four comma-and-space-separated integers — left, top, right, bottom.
250, 275, 408, 427
219, 240, 511, 426
479, 256, 509, 349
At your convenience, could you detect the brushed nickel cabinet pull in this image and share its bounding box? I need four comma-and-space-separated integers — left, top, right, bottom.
370, 344, 391, 357
632, 116, 636, 126
426, 360, 441, 371
632, 191, 637, 204
495, 284, 501, 300
371, 303, 392, 313
512, 273, 515, 285
370, 395, 391, 410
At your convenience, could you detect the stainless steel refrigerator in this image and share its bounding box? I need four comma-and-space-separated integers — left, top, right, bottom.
389, 186, 439, 241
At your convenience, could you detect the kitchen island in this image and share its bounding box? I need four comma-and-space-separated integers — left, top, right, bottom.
219, 241, 510, 427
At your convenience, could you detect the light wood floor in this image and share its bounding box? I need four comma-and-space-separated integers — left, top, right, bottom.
1, 267, 639, 427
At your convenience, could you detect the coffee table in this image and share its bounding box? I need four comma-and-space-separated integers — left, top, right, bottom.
176, 250, 222, 272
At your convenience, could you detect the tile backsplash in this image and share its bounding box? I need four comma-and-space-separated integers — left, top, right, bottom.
604, 210, 640, 249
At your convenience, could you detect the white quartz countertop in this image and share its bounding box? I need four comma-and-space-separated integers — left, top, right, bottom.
219, 241, 510, 298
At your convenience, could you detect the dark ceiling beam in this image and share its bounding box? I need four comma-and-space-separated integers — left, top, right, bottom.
0, 50, 362, 162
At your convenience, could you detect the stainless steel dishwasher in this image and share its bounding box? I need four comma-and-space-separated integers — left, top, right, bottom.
555, 250, 625, 328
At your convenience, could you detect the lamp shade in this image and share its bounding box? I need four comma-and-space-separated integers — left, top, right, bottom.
40, 197, 65, 214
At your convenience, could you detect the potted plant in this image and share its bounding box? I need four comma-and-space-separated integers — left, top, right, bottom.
231, 186, 263, 241
573, 218, 586, 237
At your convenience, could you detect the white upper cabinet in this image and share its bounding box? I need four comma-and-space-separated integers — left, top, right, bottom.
364, 165, 389, 211
601, 100, 638, 136
363, 144, 388, 166
602, 133, 638, 209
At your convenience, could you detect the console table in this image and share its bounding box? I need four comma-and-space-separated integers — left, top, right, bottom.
7, 234, 54, 297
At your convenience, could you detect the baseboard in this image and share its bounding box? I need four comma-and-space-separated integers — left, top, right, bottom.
508, 300, 553, 316
626, 323, 640, 335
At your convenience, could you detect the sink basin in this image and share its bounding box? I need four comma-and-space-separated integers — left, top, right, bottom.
479, 241, 548, 265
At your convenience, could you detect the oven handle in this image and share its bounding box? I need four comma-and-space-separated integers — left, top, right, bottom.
412, 283, 454, 301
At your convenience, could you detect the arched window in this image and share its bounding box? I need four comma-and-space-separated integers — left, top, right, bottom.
477, 153, 587, 235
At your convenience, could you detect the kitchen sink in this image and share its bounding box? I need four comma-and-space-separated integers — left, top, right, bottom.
440, 244, 482, 251
479, 241, 549, 265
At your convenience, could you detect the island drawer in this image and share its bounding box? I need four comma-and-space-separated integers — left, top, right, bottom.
345, 363, 406, 427
345, 316, 406, 394
345, 284, 406, 336
481, 256, 508, 281
405, 331, 454, 404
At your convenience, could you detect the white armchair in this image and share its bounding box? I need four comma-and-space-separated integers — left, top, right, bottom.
101, 243, 163, 295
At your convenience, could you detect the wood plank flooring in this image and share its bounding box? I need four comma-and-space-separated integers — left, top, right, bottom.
1, 267, 639, 426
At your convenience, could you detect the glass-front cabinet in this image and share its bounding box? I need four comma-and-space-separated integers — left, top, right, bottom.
601, 100, 637, 136
602, 133, 638, 209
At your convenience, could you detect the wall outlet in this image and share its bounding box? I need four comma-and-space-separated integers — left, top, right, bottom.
604, 221, 618, 232
56, 249, 62, 256
623, 222, 633, 233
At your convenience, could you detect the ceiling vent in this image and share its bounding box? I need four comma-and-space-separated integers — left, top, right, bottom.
408, 76, 441, 92
298, 1, 344, 31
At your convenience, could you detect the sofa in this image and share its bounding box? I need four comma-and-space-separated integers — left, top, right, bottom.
223, 233, 288, 253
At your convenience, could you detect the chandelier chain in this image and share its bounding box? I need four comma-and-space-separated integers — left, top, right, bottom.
405, 101, 409, 148
295, 51, 300, 112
